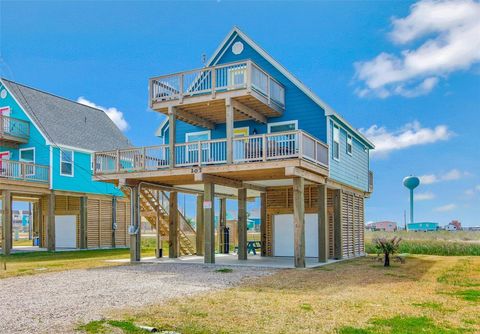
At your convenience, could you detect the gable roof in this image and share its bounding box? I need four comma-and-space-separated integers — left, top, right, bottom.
1, 78, 131, 152
208, 27, 374, 149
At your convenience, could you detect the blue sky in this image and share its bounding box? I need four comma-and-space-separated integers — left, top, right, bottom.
2, 1, 479, 226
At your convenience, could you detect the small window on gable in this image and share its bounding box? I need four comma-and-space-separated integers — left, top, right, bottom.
60, 149, 74, 176
346, 134, 353, 155
333, 125, 340, 160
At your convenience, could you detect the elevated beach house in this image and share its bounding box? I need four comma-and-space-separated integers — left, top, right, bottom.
0, 79, 132, 254
93, 27, 374, 267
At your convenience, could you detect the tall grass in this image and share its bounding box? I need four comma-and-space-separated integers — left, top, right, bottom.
365, 231, 480, 256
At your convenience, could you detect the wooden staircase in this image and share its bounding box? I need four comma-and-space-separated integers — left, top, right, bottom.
126, 187, 196, 255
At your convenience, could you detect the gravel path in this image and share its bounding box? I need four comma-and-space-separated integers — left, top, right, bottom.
0, 263, 273, 334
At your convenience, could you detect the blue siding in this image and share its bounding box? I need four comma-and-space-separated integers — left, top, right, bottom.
328, 117, 369, 192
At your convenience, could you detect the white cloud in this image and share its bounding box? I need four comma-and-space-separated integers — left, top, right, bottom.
419, 169, 469, 184
354, 0, 480, 98
465, 184, 480, 196
434, 203, 457, 212
415, 192, 435, 201
77, 97, 129, 131
360, 121, 453, 156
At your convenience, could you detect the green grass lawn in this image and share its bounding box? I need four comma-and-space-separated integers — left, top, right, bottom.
0, 236, 164, 279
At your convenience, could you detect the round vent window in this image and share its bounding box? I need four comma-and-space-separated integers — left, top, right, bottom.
0, 89, 6, 99
232, 41, 244, 55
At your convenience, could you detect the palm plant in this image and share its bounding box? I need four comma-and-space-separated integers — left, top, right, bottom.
374, 236, 402, 267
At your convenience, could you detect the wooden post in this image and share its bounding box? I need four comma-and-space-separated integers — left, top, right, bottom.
293, 177, 305, 268
260, 193, 267, 257
226, 97, 234, 164
155, 191, 163, 258
168, 191, 179, 258
219, 198, 227, 253
168, 106, 176, 169
318, 184, 328, 262
1, 191, 12, 255
333, 189, 343, 260
79, 196, 88, 249
46, 192, 55, 251
204, 182, 215, 263
130, 186, 141, 262
111, 196, 117, 248
196, 194, 204, 256
238, 188, 247, 260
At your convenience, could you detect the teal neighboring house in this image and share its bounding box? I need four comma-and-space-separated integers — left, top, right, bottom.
407, 222, 439, 232
0, 78, 132, 254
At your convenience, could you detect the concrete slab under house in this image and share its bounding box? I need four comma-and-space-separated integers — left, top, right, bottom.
93, 27, 375, 268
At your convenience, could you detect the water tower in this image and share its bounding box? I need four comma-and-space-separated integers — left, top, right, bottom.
403, 176, 420, 226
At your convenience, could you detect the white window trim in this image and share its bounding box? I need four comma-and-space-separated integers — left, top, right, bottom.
346, 134, 353, 156
185, 130, 211, 142
19, 147, 35, 163
60, 149, 74, 177
234, 126, 249, 137
267, 120, 298, 133
332, 124, 340, 161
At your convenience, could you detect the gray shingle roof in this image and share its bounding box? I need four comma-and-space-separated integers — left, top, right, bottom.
2, 78, 131, 151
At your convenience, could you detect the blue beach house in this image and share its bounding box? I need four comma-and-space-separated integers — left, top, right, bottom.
0, 79, 132, 254
94, 27, 375, 267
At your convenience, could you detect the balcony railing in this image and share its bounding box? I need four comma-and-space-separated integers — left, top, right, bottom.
368, 170, 374, 193
0, 159, 49, 184
149, 60, 285, 109
0, 115, 30, 142
94, 130, 328, 175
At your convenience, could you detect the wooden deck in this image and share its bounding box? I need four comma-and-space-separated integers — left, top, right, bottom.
0, 115, 30, 145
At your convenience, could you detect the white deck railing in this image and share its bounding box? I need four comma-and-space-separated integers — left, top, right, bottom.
0, 159, 49, 184
0, 115, 30, 141
94, 130, 328, 175
149, 60, 285, 109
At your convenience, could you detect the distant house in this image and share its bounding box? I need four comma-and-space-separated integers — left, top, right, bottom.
407, 222, 439, 232
366, 221, 397, 232
445, 220, 462, 231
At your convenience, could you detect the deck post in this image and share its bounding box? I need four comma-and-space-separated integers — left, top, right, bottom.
79, 196, 88, 249
318, 184, 329, 262
46, 191, 56, 251
219, 198, 227, 253
196, 194, 204, 256
204, 182, 215, 263
226, 97, 234, 164
260, 193, 267, 257
168, 191, 179, 258
333, 189, 343, 260
168, 106, 176, 169
1, 190, 12, 255
155, 191, 163, 258
33, 200, 41, 244
237, 188, 247, 260
293, 177, 305, 268
130, 185, 141, 262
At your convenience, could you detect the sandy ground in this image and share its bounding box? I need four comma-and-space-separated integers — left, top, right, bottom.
0, 263, 272, 333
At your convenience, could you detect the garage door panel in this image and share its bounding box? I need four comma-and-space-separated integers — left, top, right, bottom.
273, 214, 318, 257
55, 215, 77, 248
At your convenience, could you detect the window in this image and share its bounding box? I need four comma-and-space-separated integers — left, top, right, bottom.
185, 131, 211, 163
233, 127, 249, 137
60, 149, 74, 176
267, 120, 298, 133
346, 134, 353, 155
19, 148, 35, 176
333, 125, 340, 160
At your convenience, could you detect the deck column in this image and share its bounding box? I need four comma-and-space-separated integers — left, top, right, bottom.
333, 189, 343, 260
226, 97, 234, 164
1, 190, 12, 255
155, 191, 163, 258
46, 192, 56, 251
293, 177, 305, 268
219, 198, 227, 253
168, 106, 176, 169
260, 193, 267, 257
204, 182, 215, 263
79, 196, 88, 249
318, 184, 329, 262
196, 194, 204, 256
130, 186, 141, 262
237, 188, 247, 260
168, 191, 179, 258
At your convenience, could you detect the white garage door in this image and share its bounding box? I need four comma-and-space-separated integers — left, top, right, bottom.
55, 215, 76, 248
273, 214, 318, 257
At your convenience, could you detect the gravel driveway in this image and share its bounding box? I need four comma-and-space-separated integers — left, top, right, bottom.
0, 263, 272, 333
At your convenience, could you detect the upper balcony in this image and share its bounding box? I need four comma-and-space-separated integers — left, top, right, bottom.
149, 60, 285, 128
0, 115, 30, 145
0, 159, 49, 184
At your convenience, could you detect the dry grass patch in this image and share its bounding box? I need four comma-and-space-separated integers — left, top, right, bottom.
95, 255, 480, 334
